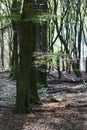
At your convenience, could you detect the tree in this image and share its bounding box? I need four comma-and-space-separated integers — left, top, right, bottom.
10, 0, 19, 79
36, 0, 48, 87
15, 0, 40, 113
1, 23, 4, 68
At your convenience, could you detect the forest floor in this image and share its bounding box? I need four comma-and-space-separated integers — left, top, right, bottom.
0, 70, 87, 130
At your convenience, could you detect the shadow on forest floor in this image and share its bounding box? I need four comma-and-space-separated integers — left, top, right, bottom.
0, 104, 87, 130
0, 107, 26, 130
0, 71, 87, 130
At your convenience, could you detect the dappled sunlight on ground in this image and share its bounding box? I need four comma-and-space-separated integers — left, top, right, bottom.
0, 71, 87, 129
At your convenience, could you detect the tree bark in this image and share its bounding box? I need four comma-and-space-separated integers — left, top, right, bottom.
1, 23, 4, 68
15, 0, 37, 113
36, 0, 48, 87
10, 0, 19, 79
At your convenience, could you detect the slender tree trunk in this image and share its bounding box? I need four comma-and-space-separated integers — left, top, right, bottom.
10, 0, 19, 79
1, 24, 4, 68
78, 12, 83, 70
57, 58, 61, 79
10, 32, 18, 79
8, 28, 13, 67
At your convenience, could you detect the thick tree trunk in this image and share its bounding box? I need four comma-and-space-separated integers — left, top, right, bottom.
15, 1, 35, 113
15, 21, 33, 113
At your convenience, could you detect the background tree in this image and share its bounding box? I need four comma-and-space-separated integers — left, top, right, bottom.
36, 0, 48, 87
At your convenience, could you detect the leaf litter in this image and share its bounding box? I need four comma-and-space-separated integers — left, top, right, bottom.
0, 71, 87, 130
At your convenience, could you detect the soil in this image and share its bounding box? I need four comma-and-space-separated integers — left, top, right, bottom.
0, 71, 87, 130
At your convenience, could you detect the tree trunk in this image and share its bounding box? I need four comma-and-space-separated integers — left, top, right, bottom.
10, 32, 18, 79
30, 66, 41, 104
15, 0, 37, 113
1, 23, 4, 68
86, 57, 87, 73
57, 58, 61, 79
36, 0, 48, 87
10, 0, 19, 79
